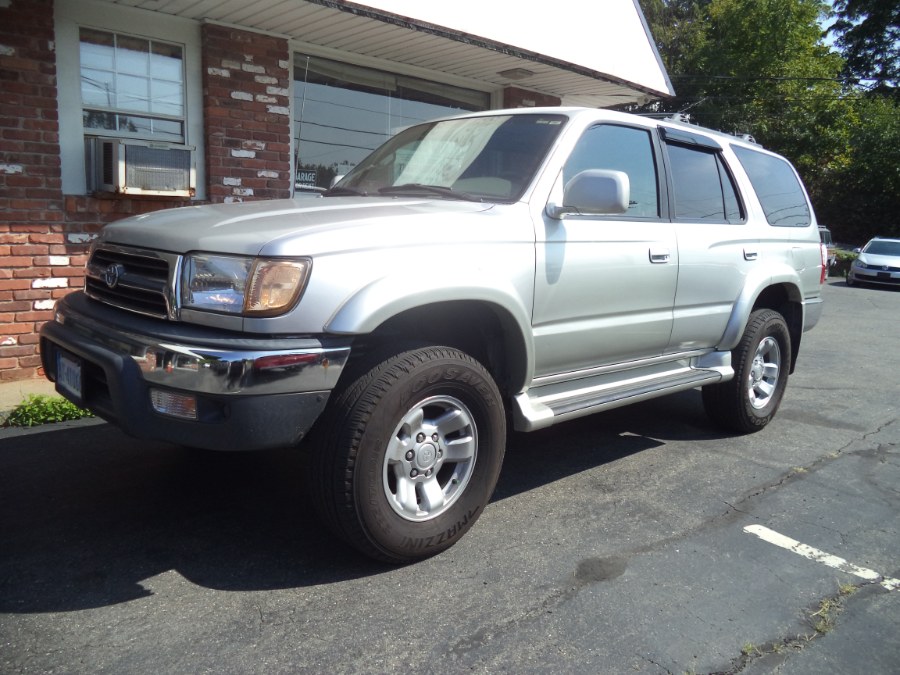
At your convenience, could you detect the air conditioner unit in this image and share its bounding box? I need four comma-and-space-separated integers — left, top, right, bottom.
87, 137, 196, 197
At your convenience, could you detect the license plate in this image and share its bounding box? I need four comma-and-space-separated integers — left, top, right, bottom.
56, 351, 83, 400
878, 272, 891, 279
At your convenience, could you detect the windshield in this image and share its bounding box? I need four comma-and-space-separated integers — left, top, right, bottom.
328, 113, 568, 202
864, 240, 900, 256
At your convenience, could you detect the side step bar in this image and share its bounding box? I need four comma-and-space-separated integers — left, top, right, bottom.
512, 358, 732, 432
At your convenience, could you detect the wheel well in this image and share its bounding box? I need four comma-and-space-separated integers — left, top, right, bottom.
343, 301, 527, 394
752, 284, 802, 372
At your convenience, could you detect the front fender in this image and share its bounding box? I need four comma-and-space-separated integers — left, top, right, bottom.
325, 271, 536, 390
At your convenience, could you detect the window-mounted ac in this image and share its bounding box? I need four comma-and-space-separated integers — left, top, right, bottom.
87, 137, 196, 197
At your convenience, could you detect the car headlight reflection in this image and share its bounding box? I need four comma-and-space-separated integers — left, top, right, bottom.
182, 254, 311, 316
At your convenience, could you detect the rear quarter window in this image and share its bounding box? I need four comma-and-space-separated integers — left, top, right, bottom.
732, 146, 810, 227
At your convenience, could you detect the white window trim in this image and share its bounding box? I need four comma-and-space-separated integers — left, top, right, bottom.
55, 0, 206, 199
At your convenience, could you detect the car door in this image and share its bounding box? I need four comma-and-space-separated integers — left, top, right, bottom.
532, 123, 678, 378
658, 128, 756, 353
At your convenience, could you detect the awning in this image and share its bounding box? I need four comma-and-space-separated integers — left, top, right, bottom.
102, 0, 674, 106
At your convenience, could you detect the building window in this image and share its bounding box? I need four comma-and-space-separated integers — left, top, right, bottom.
80, 28, 185, 143
293, 54, 490, 190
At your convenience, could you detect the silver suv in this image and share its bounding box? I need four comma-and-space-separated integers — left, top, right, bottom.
41, 108, 826, 561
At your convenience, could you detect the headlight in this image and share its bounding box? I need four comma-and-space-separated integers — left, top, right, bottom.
182, 254, 311, 316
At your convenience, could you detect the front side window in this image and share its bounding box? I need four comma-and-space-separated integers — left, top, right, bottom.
732, 145, 810, 227
80, 28, 185, 142
563, 124, 660, 218
666, 144, 743, 222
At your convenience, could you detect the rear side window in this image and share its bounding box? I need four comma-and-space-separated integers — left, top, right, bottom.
665, 143, 743, 222
732, 146, 810, 227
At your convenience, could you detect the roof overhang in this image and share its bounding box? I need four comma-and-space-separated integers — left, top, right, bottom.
102, 0, 674, 107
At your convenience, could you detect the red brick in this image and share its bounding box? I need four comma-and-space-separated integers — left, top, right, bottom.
15, 311, 53, 322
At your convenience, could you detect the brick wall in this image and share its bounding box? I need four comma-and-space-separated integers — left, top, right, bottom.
0, 0, 192, 383
202, 24, 292, 203
0, 0, 64, 382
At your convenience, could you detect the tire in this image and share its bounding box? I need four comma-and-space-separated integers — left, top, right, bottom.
702, 309, 791, 434
846, 274, 854, 287
307, 345, 506, 563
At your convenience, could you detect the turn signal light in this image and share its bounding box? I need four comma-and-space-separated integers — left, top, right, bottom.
150, 388, 198, 420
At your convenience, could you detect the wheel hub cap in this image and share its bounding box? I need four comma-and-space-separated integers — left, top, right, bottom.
747, 336, 781, 410
414, 443, 437, 470
383, 395, 478, 522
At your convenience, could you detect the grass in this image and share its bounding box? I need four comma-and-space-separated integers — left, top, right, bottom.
2, 394, 93, 427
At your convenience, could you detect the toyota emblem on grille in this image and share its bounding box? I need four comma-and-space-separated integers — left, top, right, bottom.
104, 263, 126, 289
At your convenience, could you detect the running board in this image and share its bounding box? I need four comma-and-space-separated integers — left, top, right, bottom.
513, 361, 731, 432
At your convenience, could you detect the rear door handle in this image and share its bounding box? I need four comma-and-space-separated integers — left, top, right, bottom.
744, 249, 758, 261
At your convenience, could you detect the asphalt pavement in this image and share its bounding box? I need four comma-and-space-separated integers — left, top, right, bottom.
1, 279, 898, 674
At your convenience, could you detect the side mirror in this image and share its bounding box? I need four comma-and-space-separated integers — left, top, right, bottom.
546, 169, 630, 220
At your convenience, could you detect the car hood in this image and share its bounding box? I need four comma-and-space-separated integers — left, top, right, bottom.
858, 252, 900, 268
98, 197, 498, 257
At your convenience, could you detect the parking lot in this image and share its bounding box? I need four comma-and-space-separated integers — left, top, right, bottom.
1, 279, 898, 674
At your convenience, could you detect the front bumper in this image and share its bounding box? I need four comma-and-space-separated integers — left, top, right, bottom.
848, 266, 900, 286
40, 293, 352, 451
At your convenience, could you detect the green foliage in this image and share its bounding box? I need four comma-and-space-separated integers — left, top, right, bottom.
830, 0, 899, 93
812, 95, 900, 243
2, 394, 93, 427
635, 0, 899, 246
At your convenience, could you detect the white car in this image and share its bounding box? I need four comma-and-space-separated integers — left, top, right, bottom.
847, 237, 900, 288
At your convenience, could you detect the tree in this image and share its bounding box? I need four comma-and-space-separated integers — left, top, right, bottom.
830, 0, 900, 94
636, 0, 898, 243
811, 95, 900, 240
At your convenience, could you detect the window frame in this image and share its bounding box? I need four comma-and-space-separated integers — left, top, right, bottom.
55, 0, 205, 198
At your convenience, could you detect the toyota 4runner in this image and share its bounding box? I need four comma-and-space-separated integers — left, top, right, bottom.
41, 108, 826, 562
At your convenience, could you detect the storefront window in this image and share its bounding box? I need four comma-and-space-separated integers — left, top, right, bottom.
293, 54, 490, 190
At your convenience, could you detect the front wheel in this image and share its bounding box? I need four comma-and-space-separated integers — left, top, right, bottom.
702, 309, 791, 434
308, 346, 506, 563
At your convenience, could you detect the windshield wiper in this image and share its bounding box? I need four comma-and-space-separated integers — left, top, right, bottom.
378, 184, 482, 202
322, 186, 368, 197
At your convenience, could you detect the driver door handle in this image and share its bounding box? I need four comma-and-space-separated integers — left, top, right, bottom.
649, 247, 670, 264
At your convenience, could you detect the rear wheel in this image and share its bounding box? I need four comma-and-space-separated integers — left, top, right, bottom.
702, 309, 791, 434
308, 345, 506, 563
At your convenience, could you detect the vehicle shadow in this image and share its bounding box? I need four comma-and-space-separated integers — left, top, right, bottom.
0, 391, 720, 613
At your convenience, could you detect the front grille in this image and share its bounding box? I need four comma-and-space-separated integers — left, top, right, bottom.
85, 246, 176, 319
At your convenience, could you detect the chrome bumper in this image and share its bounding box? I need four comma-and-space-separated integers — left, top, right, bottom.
49, 293, 350, 397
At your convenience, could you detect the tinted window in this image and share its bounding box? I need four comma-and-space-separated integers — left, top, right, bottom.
666, 144, 742, 222
564, 125, 659, 218
732, 146, 811, 227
